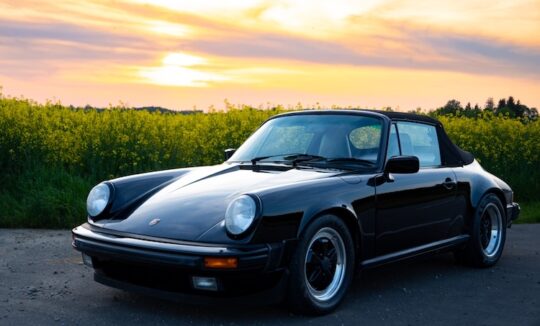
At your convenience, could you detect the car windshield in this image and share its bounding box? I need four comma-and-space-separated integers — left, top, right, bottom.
229, 113, 383, 168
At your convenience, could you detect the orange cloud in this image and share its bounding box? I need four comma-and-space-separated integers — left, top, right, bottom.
0, 0, 539, 110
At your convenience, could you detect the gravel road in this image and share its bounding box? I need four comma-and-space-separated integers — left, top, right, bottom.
1, 225, 539, 325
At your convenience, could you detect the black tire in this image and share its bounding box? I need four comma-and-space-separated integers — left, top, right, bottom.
286, 215, 355, 315
455, 193, 506, 267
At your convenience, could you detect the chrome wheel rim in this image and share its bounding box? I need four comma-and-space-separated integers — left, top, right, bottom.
304, 227, 346, 302
480, 203, 503, 257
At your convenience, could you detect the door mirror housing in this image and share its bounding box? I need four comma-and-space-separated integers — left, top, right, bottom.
385, 156, 419, 176
224, 148, 236, 160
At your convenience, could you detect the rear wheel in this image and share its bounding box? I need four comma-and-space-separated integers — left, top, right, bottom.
286, 215, 355, 315
455, 193, 506, 267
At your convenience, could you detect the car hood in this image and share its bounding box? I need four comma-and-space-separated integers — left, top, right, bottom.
100, 164, 339, 241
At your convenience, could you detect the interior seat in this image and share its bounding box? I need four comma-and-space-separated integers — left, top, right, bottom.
318, 132, 351, 158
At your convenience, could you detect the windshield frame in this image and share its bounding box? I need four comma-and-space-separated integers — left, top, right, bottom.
227, 110, 391, 172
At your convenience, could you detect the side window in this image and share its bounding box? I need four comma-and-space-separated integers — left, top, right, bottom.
396, 122, 441, 167
386, 124, 400, 160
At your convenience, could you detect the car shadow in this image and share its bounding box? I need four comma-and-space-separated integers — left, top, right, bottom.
106, 252, 472, 322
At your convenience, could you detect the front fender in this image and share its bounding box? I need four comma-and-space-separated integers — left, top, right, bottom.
250, 176, 376, 251
91, 168, 193, 222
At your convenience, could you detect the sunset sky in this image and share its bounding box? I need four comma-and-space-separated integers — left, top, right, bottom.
1, 0, 539, 110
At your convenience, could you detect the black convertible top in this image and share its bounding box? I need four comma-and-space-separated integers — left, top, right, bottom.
372, 110, 475, 166
371, 111, 474, 165
435, 125, 475, 166
371, 110, 475, 166
371, 110, 441, 125
274, 109, 475, 167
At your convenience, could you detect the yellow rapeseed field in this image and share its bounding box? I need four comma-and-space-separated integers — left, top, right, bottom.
0, 97, 538, 227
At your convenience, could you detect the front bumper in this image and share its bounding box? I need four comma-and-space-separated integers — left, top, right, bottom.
506, 202, 520, 226
72, 223, 292, 302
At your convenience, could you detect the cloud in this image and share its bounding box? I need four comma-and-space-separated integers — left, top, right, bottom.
1, 0, 540, 85
184, 28, 540, 78
0, 19, 157, 78
416, 32, 540, 75
0, 19, 151, 50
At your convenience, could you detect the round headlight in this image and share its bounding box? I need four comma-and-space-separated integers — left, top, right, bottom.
86, 183, 111, 217
225, 195, 257, 235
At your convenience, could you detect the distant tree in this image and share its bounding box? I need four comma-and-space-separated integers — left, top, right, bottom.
463, 102, 479, 118
496, 98, 513, 117
507, 96, 516, 109
491, 96, 539, 119
497, 98, 507, 111
512, 99, 533, 118
443, 99, 462, 115
430, 96, 536, 121
485, 97, 495, 111
462, 103, 482, 118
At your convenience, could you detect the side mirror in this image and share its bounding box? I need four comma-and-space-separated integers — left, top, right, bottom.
384, 156, 419, 180
224, 148, 236, 160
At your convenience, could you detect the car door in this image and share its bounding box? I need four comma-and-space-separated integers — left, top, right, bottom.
375, 122, 460, 256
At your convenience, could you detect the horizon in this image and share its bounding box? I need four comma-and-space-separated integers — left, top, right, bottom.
1, 1, 539, 110
3, 90, 532, 114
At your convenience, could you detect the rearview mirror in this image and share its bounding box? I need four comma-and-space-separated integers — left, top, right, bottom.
385, 156, 419, 175
224, 148, 236, 160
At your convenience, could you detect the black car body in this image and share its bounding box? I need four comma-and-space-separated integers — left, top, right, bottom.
73, 110, 520, 314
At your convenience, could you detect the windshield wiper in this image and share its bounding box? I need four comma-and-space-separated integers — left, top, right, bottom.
297, 157, 375, 168
249, 154, 374, 169
250, 153, 325, 166
288, 154, 326, 166
250, 153, 302, 165
324, 157, 375, 165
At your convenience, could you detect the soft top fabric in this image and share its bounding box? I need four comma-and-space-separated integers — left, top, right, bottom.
435, 125, 475, 166
372, 111, 475, 166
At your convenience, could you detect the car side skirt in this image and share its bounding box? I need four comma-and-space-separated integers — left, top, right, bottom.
360, 234, 470, 269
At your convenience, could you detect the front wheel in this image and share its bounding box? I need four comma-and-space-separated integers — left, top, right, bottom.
455, 193, 506, 267
286, 215, 355, 315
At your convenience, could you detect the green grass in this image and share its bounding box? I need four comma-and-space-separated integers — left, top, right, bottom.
516, 202, 540, 224
0, 166, 91, 228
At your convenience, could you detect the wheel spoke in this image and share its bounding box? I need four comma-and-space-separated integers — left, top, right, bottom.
327, 247, 337, 262
308, 267, 323, 284
304, 227, 348, 302
306, 250, 321, 264
479, 203, 503, 257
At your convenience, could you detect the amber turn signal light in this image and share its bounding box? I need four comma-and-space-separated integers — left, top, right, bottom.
204, 257, 238, 269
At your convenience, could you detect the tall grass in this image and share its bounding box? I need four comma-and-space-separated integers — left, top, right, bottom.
0, 97, 538, 228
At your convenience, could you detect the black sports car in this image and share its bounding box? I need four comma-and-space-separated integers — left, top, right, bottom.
73, 110, 520, 315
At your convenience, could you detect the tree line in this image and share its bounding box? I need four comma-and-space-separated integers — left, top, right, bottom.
428, 96, 538, 120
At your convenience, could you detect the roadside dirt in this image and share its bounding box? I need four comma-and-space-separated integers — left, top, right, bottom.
0, 225, 539, 325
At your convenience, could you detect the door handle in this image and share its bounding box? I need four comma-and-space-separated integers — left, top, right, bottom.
442, 178, 457, 190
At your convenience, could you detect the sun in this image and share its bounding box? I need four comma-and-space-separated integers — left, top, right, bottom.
139, 53, 227, 87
